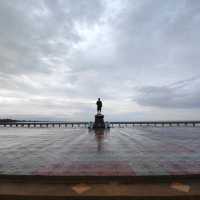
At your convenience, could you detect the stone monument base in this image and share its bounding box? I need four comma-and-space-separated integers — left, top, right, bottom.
93, 113, 105, 129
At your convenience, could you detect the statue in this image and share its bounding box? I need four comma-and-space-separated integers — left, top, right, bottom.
92, 98, 105, 129
96, 98, 102, 114
89, 98, 109, 129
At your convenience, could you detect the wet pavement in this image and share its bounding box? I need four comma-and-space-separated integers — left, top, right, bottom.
0, 127, 200, 176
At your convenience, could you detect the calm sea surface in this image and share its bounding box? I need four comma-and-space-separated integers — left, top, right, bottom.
0, 127, 200, 176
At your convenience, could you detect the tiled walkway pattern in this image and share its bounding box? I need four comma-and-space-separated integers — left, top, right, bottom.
0, 127, 200, 176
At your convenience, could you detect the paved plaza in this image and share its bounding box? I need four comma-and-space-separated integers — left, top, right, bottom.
0, 127, 200, 176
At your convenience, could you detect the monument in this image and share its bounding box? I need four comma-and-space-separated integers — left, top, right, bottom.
93, 98, 105, 129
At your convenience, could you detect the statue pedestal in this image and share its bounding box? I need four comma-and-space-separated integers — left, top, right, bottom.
93, 113, 105, 129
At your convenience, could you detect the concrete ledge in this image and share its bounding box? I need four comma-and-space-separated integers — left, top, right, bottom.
1, 174, 200, 183
0, 175, 200, 199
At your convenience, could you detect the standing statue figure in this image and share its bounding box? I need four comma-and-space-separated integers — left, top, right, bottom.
96, 98, 102, 114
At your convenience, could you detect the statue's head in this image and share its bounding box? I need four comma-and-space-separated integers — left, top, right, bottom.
98, 98, 100, 100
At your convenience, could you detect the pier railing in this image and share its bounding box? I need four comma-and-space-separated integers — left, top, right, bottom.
0, 121, 89, 128
0, 120, 200, 128
110, 121, 200, 127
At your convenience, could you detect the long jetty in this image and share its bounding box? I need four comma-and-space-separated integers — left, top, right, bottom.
110, 120, 200, 127
0, 120, 200, 128
0, 121, 89, 128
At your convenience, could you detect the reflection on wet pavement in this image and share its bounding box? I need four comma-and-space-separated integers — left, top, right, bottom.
94, 129, 110, 152
0, 127, 200, 176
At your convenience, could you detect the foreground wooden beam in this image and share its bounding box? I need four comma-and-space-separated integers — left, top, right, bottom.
0, 175, 200, 199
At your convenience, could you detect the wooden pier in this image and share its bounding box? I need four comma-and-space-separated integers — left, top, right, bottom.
0, 121, 89, 128
110, 120, 200, 127
0, 120, 200, 128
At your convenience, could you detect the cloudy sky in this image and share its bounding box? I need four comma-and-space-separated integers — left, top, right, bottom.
0, 0, 200, 121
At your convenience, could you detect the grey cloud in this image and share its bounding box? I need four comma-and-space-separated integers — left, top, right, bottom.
0, 0, 104, 75
67, 0, 200, 89
135, 77, 200, 109
112, 0, 200, 73
44, 0, 104, 24
0, 0, 105, 93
